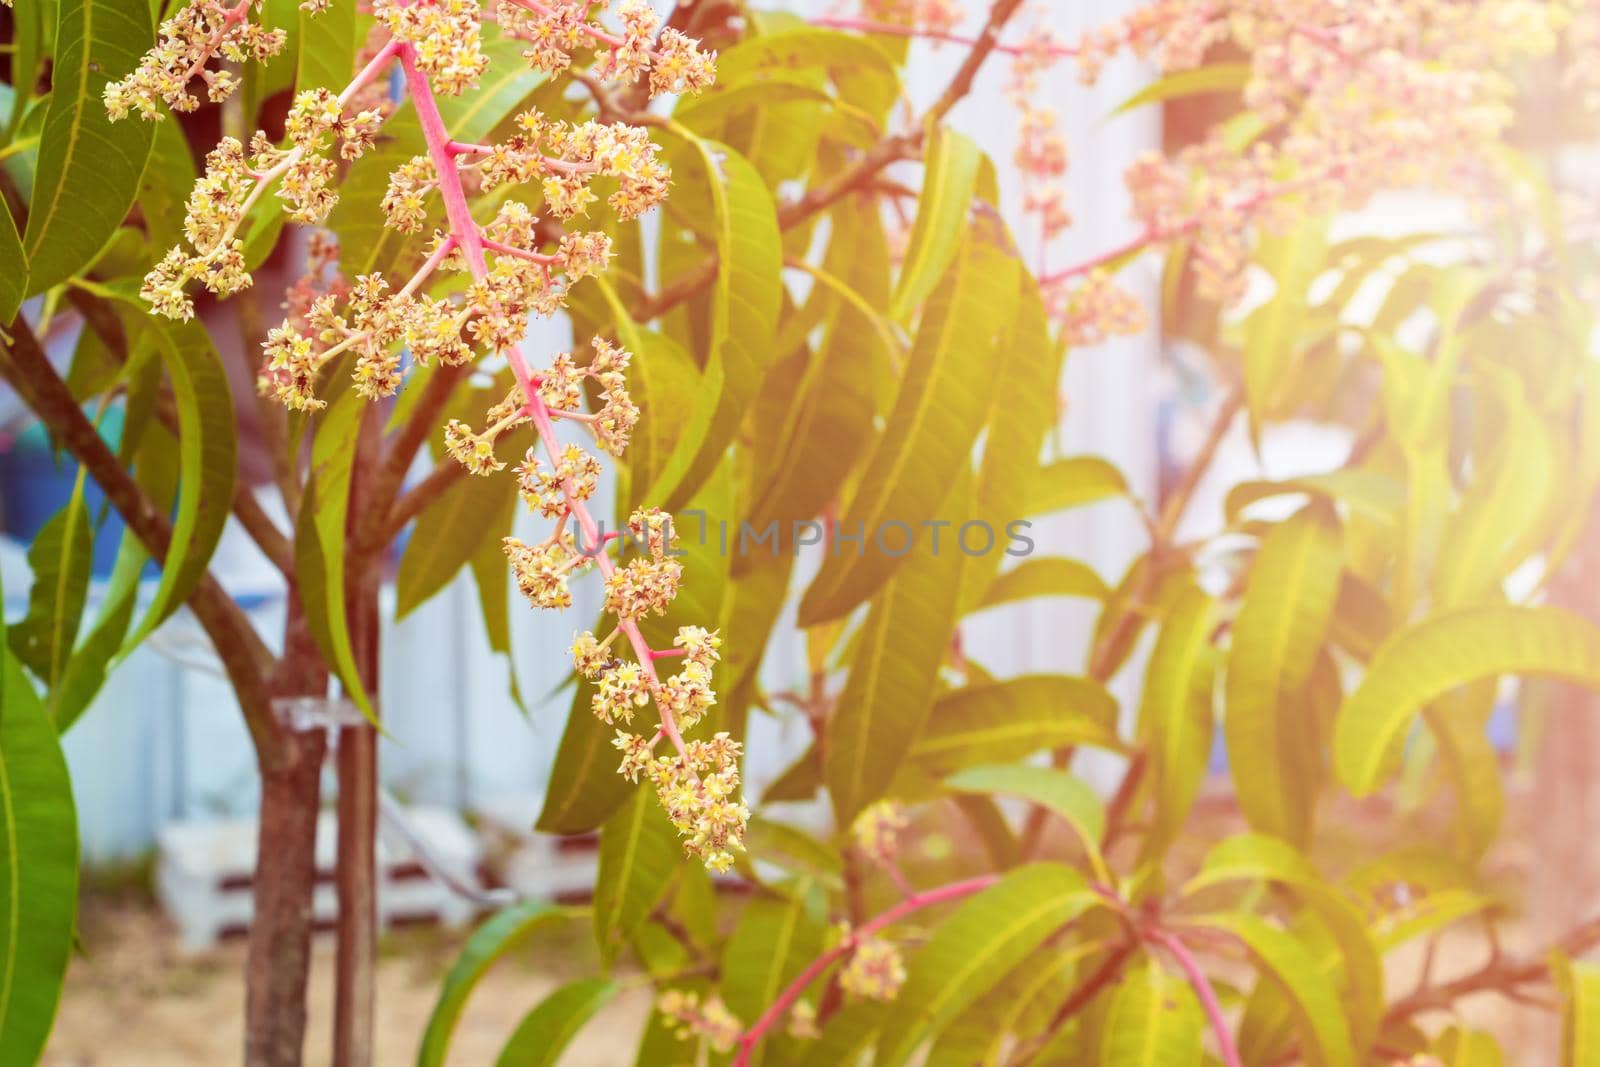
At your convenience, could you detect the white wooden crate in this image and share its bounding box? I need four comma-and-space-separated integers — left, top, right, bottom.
156, 806, 483, 953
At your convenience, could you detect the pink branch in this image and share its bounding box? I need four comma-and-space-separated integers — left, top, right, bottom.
399, 41, 693, 765
1148, 928, 1242, 1067
730, 875, 999, 1067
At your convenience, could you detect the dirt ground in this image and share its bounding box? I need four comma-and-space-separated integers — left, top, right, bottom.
41, 896, 652, 1067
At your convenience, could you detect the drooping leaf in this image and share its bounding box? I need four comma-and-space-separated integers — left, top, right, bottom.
911, 675, 1122, 776
492, 978, 618, 1067
1334, 606, 1600, 796
890, 126, 982, 321
825, 513, 968, 825
720, 887, 826, 1066
9, 479, 93, 692
876, 864, 1096, 1064
0, 198, 24, 321
798, 234, 1019, 625
395, 465, 516, 619
295, 391, 373, 720
1189, 913, 1355, 1067
593, 786, 680, 967
945, 764, 1106, 874
0, 632, 78, 1065
53, 526, 145, 730
1027, 456, 1128, 517
1112, 62, 1252, 115
417, 901, 568, 1067
1099, 961, 1205, 1067
1224, 502, 1342, 843
111, 310, 237, 657
1139, 583, 1218, 858
644, 131, 781, 511
22, 0, 157, 296
1559, 958, 1600, 1067
1240, 219, 1329, 437
980, 558, 1108, 609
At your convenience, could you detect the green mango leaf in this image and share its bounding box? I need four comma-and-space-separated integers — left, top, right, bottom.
708, 27, 901, 123
10, 478, 93, 692
417, 901, 568, 1067
1225, 502, 1341, 843
798, 234, 1018, 625
1188, 913, 1355, 1067
53, 526, 145, 730
912, 675, 1121, 776
296, 0, 358, 94
1434, 1026, 1503, 1067
1099, 961, 1204, 1066
295, 391, 374, 720
6, 0, 56, 140
1241, 219, 1329, 437
134, 100, 198, 259
99, 309, 237, 658
645, 131, 781, 512
825, 512, 969, 824
720, 887, 826, 1066
23, 0, 157, 297
1224, 470, 1404, 531
1558, 957, 1600, 1067
800, 1000, 887, 1067
0, 199, 24, 321
1112, 62, 1252, 115
0, 628, 78, 1066
1139, 583, 1218, 858
925, 943, 1090, 1067
746, 197, 888, 536
1335, 605, 1600, 796
492, 978, 618, 1067
876, 864, 1096, 1065
945, 764, 1106, 875
890, 126, 982, 321
395, 464, 516, 619
1028, 456, 1129, 517
593, 786, 680, 966
980, 558, 1108, 609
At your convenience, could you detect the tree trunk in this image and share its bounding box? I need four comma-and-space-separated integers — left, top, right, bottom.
244, 724, 326, 1067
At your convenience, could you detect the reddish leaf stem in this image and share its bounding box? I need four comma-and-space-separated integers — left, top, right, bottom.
1147, 927, 1242, 1067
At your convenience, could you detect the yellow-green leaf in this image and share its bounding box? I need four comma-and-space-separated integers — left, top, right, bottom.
592, 787, 680, 967
1028, 456, 1128, 517
1112, 62, 1252, 115
945, 764, 1106, 877
980, 558, 1108, 610
493, 978, 618, 1067
1558, 957, 1600, 1067
1139, 582, 1218, 858
1241, 219, 1328, 437
1225, 503, 1342, 843
1334, 605, 1600, 796
912, 675, 1121, 775
1099, 961, 1204, 1067
891, 126, 982, 321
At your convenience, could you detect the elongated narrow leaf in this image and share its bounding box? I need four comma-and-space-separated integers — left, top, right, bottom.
1140, 583, 1217, 857
1224, 470, 1403, 530
1335, 606, 1600, 796
721, 888, 826, 1066
417, 901, 568, 1067
1241, 220, 1328, 435
1225, 503, 1341, 843
912, 675, 1121, 775
1190, 914, 1355, 1067
926, 943, 1090, 1067
1113, 62, 1251, 114
1434, 1026, 1503, 1067
1560, 958, 1600, 1067
297, 0, 358, 93
1100, 962, 1204, 1067
493, 978, 618, 1067
981, 558, 1108, 609
645, 132, 781, 511
396, 465, 516, 619
0, 640, 78, 1065
295, 392, 373, 719
23, 0, 156, 296
1028, 456, 1128, 517
593, 786, 680, 966
799, 235, 1019, 625
53, 528, 145, 730
825, 520, 967, 824
0, 199, 24, 321
945, 764, 1105, 866
890, 126, 982, 320
97, 312, 236, 655
10, 482, 93, 691
876, 864, 1095, 1064
746, 197, 887, 534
